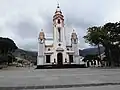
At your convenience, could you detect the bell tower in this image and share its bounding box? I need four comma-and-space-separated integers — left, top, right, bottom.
71, 30, 80, 64
37, 29, 45, 66
53, 4, 66, 48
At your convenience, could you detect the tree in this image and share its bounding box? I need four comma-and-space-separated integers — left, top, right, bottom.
0, 37, 18, 64
102, 22, 120, 66
84, 26, 102, 60
0, 37, 18, 54
84, 22, 120, 67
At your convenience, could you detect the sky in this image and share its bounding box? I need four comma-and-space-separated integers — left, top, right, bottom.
0, 0, 120, 51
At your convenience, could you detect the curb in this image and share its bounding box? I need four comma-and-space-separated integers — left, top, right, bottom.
0, 82, 120, 90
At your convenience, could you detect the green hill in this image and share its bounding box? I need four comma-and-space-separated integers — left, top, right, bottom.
13, 49, 37, 64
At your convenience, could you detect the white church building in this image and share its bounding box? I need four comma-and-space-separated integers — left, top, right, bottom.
37, 5, 85, 68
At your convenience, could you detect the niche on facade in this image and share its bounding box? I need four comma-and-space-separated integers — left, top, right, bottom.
65, 58, 67, 63
54, 58, 56, 63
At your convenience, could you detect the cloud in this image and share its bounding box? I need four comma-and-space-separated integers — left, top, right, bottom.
0, 0, 120, 51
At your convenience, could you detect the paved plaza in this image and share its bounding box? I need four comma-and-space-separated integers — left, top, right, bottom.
0, 67, 120, 90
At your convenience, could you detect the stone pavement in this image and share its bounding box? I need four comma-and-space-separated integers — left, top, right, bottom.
0, 67, 120, 89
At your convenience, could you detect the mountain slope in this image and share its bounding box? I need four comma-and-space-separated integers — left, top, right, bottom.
13, 47, 105, 64
13, 49, 37, 63
80, 47, 105, 56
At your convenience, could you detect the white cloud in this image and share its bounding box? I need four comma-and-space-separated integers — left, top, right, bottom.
0, 0, 120, 51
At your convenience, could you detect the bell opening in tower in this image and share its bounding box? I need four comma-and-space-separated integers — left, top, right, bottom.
58, 19, 60, 24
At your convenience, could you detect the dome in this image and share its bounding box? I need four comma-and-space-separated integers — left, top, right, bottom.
53, 4, 64, 22
71, 30, 77, 39
39, 29, 45, 40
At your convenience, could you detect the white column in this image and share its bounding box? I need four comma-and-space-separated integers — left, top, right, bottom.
76, 56, 80, 64
98, 61, 101, 67
38, 40, 40, 56
85, 61, 88, 67
37, 39, 45, 66
89, 62, 91, 67
95, 60, 98, 67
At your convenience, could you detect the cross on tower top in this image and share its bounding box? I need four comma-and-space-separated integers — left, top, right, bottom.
57, 3, 60, 8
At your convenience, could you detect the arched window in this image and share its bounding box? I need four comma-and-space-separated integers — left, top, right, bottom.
58, 28, 61, 42
46, 55, 50, 63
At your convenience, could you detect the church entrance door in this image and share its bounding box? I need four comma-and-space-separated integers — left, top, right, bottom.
57, 53, 63, 65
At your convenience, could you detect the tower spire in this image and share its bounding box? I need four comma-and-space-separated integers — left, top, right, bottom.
56, 3, 61, 12
53, 3, 64, 25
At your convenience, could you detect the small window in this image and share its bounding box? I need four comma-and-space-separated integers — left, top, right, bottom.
48, 48, 50, 51
58, 43, 61, 46
46, 55, 50, 63
58, 19, 60, 24
67, 48, 69, 50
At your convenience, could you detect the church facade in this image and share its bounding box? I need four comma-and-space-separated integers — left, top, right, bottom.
37, 5, 85, 68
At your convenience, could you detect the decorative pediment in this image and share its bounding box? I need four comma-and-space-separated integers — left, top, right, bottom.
56, 47, 64, 51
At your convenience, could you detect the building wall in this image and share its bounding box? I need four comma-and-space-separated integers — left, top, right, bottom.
47, 49, 69, 65
37, 43, 84, 66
